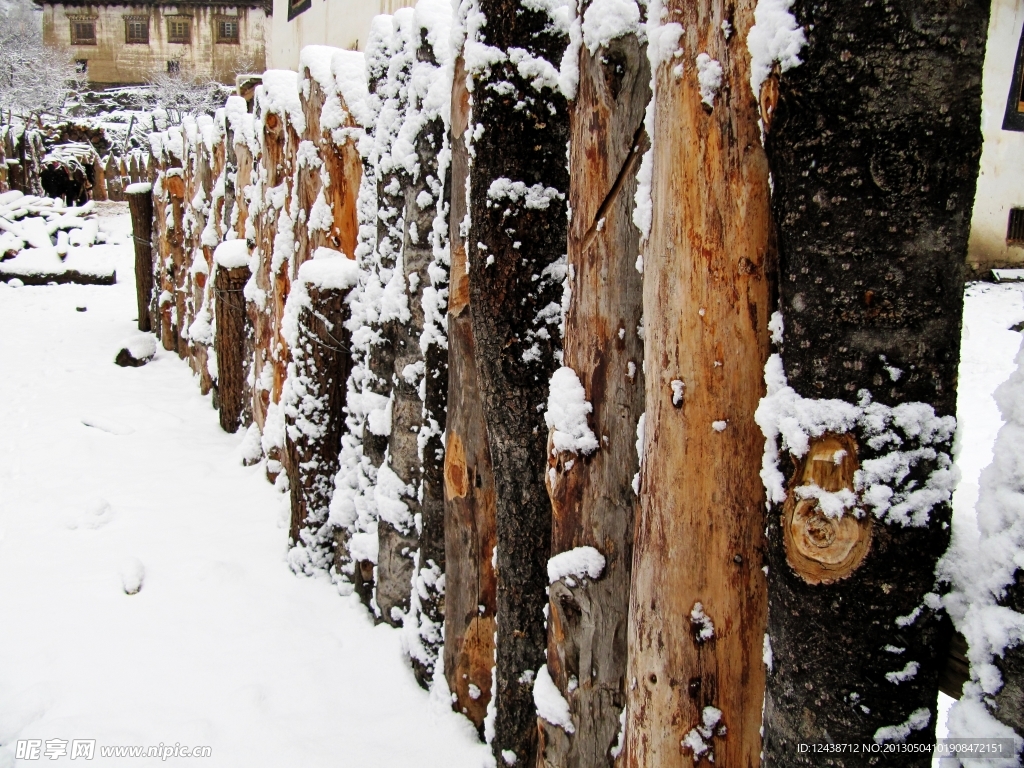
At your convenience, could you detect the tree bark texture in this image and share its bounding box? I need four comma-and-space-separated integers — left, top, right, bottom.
285, 283, 354, 546
465, 2, 569, 762
444, 53, 498, 732
127, 188, 154, 333
214, 264, 251, 433
371, 16, 418, 628
539, 22, 648, 768
399, 22, 452, 688
760, 0, 989, 763
625, 1, 773, 765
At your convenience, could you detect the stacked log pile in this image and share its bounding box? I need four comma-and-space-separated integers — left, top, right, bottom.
135, 0, 1002, 765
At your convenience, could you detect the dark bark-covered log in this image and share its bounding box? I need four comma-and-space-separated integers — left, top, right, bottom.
625, 0, 773, 764
444, 52, 498, 731
464, 2, 569, 762
285, 279, 354, 546
214, 263, 251, 433
760, 0, 989, 763
371, 19, 417, 628
128, 187, 154, 333
539, 22, 648, 768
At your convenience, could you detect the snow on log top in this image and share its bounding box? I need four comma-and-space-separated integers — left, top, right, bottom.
258, 70, 306, 135
296, 247, 362, 291
547, 546, 606, 584
213, 239, 251, 270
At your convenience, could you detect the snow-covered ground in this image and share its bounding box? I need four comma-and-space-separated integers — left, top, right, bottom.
0, 206, 1021, 766
0, 205, 488, 767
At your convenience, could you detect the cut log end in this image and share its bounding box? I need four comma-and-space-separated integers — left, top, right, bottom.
783, 434, 871, 585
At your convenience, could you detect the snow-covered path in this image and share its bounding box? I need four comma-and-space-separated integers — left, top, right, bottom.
0, 206, 487, 767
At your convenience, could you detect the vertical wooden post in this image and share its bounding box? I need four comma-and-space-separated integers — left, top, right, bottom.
283, 257, 359, 555
539, 13, 648, 766
625, 0, 772, 765
127, 184, 154, 333
463, 0, 569, 762
758, 0, 989, 762
91, 155, 107, 201
214, 256, 251, 433
444, 52, 498, 731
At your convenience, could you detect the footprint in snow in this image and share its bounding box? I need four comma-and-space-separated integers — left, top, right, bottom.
65, 497, 115, 530
120, 557, 145, 595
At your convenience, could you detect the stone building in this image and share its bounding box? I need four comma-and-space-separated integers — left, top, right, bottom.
36, 0, 269, 86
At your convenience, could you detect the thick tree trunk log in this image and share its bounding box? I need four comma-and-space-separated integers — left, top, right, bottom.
92, 156, 107, 201
759, 0, 989, 763
284, 266, 356, 547
214, 263, 251, 433
625, 1, 773, 765
444, 52, 498, 732
127, 187, 154, 333
539, 20, 648, 768
163, 166, 188, 359
370, 16, 417, 627
464, 2, 569, 762
399, 24, 451, 685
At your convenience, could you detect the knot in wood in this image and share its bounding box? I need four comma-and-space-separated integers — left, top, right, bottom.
783, 433, 872, 585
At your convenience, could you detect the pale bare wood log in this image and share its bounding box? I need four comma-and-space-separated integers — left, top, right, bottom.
249, 107, 288, 444
127, 187, 154, 333
91, 155, 107, 201
538, 24, 648, 768
104, 156, 122, 201
152, 156, 177, 352
443, 53, 498, 732
625, 0, 772, 765
295, 66, 326, 270
214, 264, 251, 432
165, 169, 188, 359
233, 141, 253, 242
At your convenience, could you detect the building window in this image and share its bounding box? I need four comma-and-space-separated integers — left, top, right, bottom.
215, 18, 239, 44
1008, 208, 1024, 246
124, 16, 149, 44
287, 0, 312, 22
1004, 25, 1024, 132
75, 59, 88, 74
167, 60, 180, 75
167, 17, 191, 44
70, 19, 96, 45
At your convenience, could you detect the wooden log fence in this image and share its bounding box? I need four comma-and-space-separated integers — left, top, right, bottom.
127, 1, 1004, 765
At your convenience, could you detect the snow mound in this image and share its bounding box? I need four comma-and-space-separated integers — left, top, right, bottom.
533, 664, 574, 733
545, 366, 599, 455
120, 557, 145, 595
548, 546, 606, 584
214, 239, 251, 270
